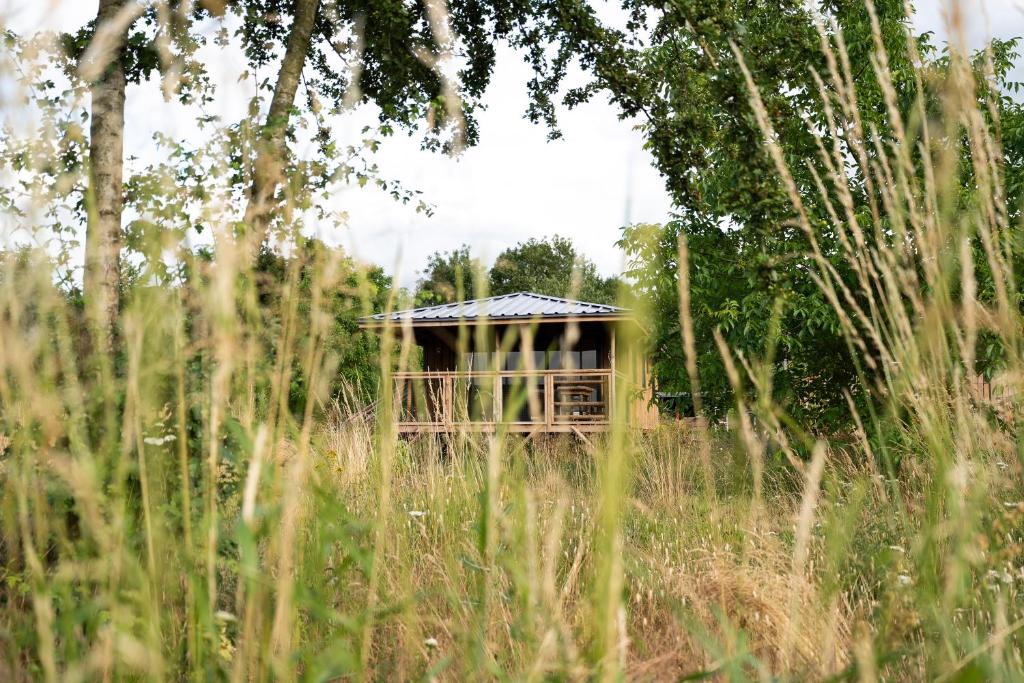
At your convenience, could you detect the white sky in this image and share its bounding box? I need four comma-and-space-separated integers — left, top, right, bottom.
4, 0, 1024, 285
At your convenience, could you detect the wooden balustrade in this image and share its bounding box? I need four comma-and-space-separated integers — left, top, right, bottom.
391, 369, 612, 433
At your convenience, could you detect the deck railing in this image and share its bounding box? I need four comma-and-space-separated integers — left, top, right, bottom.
391, 369, 612, 430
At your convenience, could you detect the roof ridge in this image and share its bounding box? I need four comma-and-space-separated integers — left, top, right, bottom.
511, 291, 615, 307
381, 291, 513, 316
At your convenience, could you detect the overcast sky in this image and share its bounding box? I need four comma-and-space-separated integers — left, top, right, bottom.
5, 0, 1024, 285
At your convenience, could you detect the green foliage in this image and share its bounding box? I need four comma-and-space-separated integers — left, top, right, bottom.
60, 5, 213, 103
253, 238, 391, 410
0, 31, 90, 283
489, 235, 620, 304
415, 236, 622, 305
620, 219, 852, 424
607, 3, 1024, 426
234, 0, 599, 152
597, 1, 916, 425
414, 243, 484, 306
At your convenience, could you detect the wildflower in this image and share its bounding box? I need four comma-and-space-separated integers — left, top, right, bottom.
897, 574, 912, 586
424, 637, 438, 648
218, 631, 235, 663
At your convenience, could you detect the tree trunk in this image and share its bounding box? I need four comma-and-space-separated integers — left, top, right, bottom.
242, 0, 322, 256
85, 0, 130, 346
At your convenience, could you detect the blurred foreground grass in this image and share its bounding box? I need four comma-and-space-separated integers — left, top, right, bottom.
4, 388, 1024, 680
4, 1, 1024, 681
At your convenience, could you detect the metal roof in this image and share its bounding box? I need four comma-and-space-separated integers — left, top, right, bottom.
361, 292, 628, 325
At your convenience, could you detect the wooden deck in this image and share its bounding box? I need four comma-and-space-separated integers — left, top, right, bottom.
391, 369, 615, 433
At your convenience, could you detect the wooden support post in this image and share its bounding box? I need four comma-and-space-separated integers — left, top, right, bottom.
609, 328, 616, 422
572, 426, 596, 452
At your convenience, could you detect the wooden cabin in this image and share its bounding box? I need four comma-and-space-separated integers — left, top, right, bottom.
359, 292, 658, 433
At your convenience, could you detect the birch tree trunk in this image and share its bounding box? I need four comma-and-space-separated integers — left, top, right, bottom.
85, 0, 130, 346
242, 0, 322, 257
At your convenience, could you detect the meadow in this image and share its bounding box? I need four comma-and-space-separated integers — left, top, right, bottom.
4, 1, 1024, 680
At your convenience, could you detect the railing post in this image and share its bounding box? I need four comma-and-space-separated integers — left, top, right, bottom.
393, 375, 404, 423
605, 370, 611, 422
443, 374, 453, 426
494, 371, 503, 424
544, 373, 553, 428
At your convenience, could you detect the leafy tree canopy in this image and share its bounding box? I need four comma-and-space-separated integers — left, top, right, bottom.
415, 236, 621, 306
235, 0, 603, 152
489, 235, 620, 304
415, 244, 485, 306
252, 237, 391, 410
570, 0, 1024, 426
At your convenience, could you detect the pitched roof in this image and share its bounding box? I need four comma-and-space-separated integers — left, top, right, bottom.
361, 291, 627, 325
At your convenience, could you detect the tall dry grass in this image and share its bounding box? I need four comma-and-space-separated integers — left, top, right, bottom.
2, 0, 1024, 680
